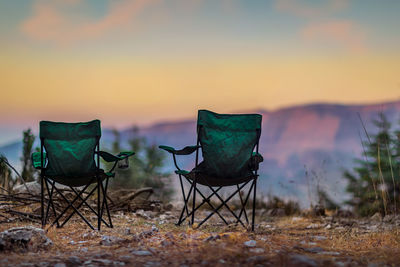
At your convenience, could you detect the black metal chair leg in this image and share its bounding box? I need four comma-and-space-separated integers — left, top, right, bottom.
237, 184, 249, 224
252, 178, 257, 231
41, 176, 44, 227
237, 181, 255, 224
178, 174, 190, 217
97, 176, 101, 231
177, 181, 194, 226
44, 180, 59, 227
191, 180, 196, 226
98, 179, 112, 228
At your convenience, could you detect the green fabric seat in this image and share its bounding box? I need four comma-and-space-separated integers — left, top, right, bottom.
33, 120, 134, 230
160, 110, 263, 230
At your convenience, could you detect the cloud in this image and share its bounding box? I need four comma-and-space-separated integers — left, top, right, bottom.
21, 0, 157, 45
301, 20, 366, 52
275, 0, 366, 52
275, 0, 348, 18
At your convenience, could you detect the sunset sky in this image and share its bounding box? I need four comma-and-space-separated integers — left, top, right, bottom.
1, 0, 400, 144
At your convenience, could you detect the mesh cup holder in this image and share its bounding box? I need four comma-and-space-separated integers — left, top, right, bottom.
118, 157, 129, 169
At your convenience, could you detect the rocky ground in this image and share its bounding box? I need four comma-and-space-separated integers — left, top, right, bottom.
0, 209, 399, 267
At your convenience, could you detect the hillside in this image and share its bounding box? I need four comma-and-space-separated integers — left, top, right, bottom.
2, 100, 400, 207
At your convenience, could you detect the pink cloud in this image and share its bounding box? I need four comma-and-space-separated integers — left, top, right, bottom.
301, 20, 366, 52
21, 0, 157, 45
275, 0, 348, 18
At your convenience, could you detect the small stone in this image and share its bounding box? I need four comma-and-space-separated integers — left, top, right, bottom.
131, 250, 152, 256
383, 214, 395, 223
100, 235, 125, 246
246, 256, 268, 263
249, 248, 265, 253
204, 235, 220, 242
312, 235, 327, 241
306, 223, 321, 229
93, 252, 112, 258
291, 217, 303, 222
124, 228, 131, 235
300, 241, 317, 246
144, 261, 161, 267
92, 259, 112, 265
289, 254, 317, 267
304, 247, 324, 253
319, 251, 340, 256
136, 209, 151, 219
54, 263, 66, 267
163, 203, 173, 211
244, 240, 257, 247
165, 232, 174, 240
66, 256, 81, 265
370, 212, 382, 222
161, 239, 173, 247
325, 224, 332, 229
119, 255, 132, 262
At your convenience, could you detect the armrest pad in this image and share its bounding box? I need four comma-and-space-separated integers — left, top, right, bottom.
252, 152, 263, 163
96, 151, 135, 162
31, 152, 46, 169
159, 145, 199, 155
249, 152, 263, 171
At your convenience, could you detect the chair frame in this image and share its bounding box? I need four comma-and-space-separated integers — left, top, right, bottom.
168, 125, 261, 231
39, 136, 114, 231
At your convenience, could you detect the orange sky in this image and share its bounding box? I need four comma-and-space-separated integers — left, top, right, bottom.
1, 0, 400, 131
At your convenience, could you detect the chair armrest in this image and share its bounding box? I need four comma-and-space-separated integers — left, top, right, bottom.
96, 151, 135, 162
249, 152, 263, 171
159, 145, 199, 155
252, 152, 263, 162
31, 152, 47, 169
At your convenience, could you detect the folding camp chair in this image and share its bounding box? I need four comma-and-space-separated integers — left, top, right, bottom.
31, 120, 134, 230
160, 110, 263, 230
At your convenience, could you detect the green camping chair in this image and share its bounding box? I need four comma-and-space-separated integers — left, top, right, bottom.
160, 110, 263, 230
31, 120, 134, 230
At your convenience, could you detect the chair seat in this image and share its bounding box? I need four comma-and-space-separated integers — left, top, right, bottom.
43, 169, 115, 187
176, 169, 257, 187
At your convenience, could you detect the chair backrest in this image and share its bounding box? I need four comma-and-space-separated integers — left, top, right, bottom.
197, 110, 262, 178
40, 120, 101, 177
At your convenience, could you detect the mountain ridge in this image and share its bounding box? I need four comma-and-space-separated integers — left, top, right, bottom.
2, 99, 400, 207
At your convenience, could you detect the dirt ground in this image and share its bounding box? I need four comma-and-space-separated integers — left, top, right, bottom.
1, 209, 400, 267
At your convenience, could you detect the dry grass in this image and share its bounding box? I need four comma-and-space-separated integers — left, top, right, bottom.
0, 210, 400, 266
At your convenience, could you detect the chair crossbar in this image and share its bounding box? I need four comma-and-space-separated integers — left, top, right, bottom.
49, 179, 96, 230
197, 179, 252, 228
178, 176, 227, 225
